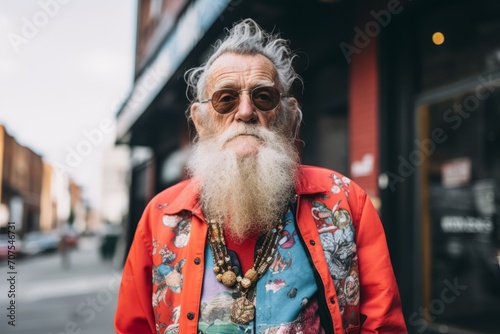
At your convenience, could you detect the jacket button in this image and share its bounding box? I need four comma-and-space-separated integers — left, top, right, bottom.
187, 312, 195, 320
309, 240, 316, 246
194, 257, 201, 265
329, 297, 336, 304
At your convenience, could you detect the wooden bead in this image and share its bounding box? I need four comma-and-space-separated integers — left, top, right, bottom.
221, 271, 237, 287
244, 269, 258, 283
240, 278, 252, 289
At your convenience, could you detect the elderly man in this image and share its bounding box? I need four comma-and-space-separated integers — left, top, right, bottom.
115, 19, 406, 334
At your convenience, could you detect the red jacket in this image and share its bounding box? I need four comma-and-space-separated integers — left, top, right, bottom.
115, 165, 407, 333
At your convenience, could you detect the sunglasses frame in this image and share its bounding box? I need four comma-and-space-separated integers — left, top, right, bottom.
199, 86, 289, 114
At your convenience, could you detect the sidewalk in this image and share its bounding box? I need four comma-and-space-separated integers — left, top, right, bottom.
1, 236, 123, 334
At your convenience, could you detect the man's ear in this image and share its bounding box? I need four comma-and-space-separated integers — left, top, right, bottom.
287, 97, 301, 139
190, 102, 206, 139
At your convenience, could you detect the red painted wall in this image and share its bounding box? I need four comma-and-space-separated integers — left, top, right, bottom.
349, 37, 379, 199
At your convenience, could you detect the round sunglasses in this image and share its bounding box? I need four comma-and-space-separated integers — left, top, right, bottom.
199, 86, 288, 114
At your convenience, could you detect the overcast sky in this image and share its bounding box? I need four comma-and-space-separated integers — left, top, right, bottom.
0, 0, 136, 208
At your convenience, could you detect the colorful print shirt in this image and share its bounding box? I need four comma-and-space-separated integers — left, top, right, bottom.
198, 208, 323, 333
115, 166, 407, 334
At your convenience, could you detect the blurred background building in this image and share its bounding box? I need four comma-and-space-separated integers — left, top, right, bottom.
0, 124, 77, 235
0, 124, 68, 258
0, 123, 131, 333
0, 124, 44, 234
0, 122, 129, 254
109, 0, 500, 332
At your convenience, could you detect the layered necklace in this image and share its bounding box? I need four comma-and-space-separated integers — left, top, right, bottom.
205, 207, 289, 324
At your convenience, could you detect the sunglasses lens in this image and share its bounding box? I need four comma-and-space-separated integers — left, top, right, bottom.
210, 87, 281, 114
251, 87, 280, 111
212, 89, 239, 114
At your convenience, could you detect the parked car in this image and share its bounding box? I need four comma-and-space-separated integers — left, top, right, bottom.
21, 231, 60, 256
0, 234, 22, 260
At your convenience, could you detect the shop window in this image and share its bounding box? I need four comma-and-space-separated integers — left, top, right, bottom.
418, 85, 500, 332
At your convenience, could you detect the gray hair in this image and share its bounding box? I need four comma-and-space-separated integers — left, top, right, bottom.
185, 18, 302, 139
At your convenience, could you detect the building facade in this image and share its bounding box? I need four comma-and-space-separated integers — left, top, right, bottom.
0, 125, 87, 239
116, 0, 500, 332
0, 124, 44, 235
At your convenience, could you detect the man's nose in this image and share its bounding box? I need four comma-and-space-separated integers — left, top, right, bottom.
234, 92, 256, 122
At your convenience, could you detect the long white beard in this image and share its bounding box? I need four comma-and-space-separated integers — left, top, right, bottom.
186, 123, 299, 242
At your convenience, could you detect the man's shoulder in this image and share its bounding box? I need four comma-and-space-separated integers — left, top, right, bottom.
298, 165, 367, 198
148, 178, 199, 213
298, 165, 370, 223
298, 165, 352, 189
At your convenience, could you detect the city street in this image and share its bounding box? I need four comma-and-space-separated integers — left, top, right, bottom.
1, 237, 122, 334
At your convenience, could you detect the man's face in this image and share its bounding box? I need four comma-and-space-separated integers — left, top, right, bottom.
187, 52, 300, 239
191, 53, 282, 158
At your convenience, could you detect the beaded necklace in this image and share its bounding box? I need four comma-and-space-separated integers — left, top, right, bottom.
205, 209, 288, 324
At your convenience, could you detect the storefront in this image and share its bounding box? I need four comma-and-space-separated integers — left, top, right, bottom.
380, 0, 500, 332
418, 82, 500, 332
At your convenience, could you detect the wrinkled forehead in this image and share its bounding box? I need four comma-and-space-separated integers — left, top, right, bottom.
204, 53, 279, 93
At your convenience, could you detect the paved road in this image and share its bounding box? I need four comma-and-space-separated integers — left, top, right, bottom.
1, 236, 123, 334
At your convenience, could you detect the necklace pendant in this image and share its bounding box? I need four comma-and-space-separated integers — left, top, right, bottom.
230, 296, 255, 324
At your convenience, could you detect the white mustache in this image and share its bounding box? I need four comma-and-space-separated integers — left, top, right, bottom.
219, 125, 267, 144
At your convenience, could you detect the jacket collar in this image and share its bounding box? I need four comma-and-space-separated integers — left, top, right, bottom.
162, 165, 327, 217
162, 178, 203, 218
295, 165, 329, 195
